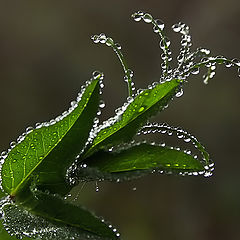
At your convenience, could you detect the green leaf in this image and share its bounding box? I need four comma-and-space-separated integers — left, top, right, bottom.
77, 143, 208, 182
1, 76, 101, 196
84, 79, 180, 158
1, 189, 119, 240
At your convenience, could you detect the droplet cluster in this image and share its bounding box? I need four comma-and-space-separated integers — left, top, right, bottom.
91, 33, 135, 96
131, 11, 240, 83
137, 122, 214, 177
0, 201, 121, 240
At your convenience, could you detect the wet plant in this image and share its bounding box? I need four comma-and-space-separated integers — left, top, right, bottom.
0, 11, 239, 240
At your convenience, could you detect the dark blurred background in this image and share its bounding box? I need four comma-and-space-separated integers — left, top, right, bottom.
0, 1, 240, 240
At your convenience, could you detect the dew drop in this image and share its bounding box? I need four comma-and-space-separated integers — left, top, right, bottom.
155, 19, 164, 30
175, 88, 183, 97
1, 151, 7, 158
131, 11, 143, 22
232, 58, 240, 67
99, 100, 105, 108
92, 71, 102, 79
132, 187, 137, 191
143, 13, 153, 23
26, 127, 33, 134
200, 48, 210, 55
98, 33, 107, 44
225, 62, 232, 68
105, 37, 114, 47
191, 67, 200, 75
172, 23, 181, 32
10, 141, 16, 148
115, 43, 122, 50
91, 35, 99, 44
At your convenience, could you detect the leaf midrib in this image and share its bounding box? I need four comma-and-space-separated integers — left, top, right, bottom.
86, 81, 178, 156
11, 81, 98, 196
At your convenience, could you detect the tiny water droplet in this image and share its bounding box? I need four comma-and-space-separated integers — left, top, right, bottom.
175, 88, 183, 97
172, 23, 181, 32
105, 37, 114, 47
143, 13, 153, 23
26, 126, 33, 134
10, 141, 16, 148
132, 187, 137, 191
232, 58, 240, 67
155, 19, 164, 30
92, 71, 102, 79
99, 33, 107, 44
115, 43, 122, 50
99, 100, 105, 108
191, 67, 200, 75
91, 35, 99, 43
131, 11, 143, 22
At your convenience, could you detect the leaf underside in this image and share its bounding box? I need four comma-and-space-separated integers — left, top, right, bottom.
1, 189, 118, 240
1, 77, 100, 196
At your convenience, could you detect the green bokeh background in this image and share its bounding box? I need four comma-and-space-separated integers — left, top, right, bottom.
0, 1, 240, 240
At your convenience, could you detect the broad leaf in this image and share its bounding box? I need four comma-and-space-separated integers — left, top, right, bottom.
13, 188, 119, 240
1, 76, 101, 196
77, 143, 208, 182
1, 199, 119, 240
84, 79, 180, 158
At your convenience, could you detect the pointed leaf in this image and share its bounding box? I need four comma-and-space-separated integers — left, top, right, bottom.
77, 143, 211, 182
84, 79, 180, 158
1, 76, 101, 196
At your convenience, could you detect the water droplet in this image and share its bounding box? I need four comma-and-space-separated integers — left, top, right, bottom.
132, 187, 137, 191
105, 37, 114, 47
26, 126, 33, 134
92, 71, 102, 79
200, 48, 210, 55
232, 58, 240, 67
115, 43, 122, 50
191, 67, 200, 75
155, 19, 164, 30
91, 35, 99, 43
172, 23, 181, 32
143, 13, 153, 23
138, 107, 145, 112
99, 100, 105, 108
131, 11, 144, 22
99, 33, 107, 44
175, 88, 183, 97
225, 62, 232, 68
10, 141, 16, 148
1, 151, 7, 158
